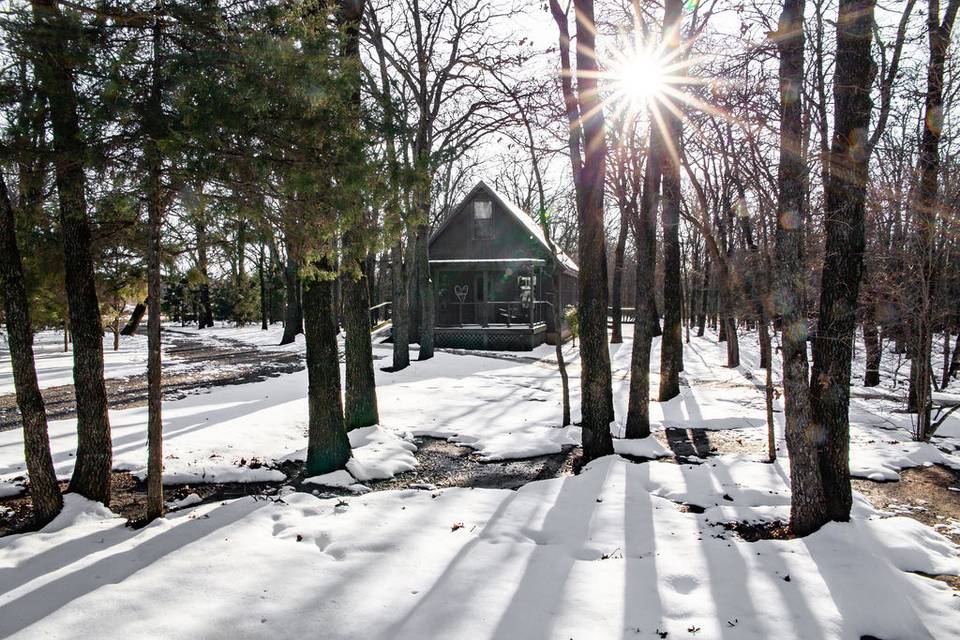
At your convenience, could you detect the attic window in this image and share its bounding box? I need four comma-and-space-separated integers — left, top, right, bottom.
473, 201, 493, 239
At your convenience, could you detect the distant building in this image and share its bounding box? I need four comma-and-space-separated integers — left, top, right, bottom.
428, 181, 578, 350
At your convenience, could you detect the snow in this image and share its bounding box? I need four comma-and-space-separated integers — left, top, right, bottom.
344, 426, 417, 481
166, 492, 202, 510
612, 434, 673, 459
303, 469, 371, 493
850, 440, 960, 481
0, 332, 154, 394
2, 324, 959, 497
3, 324, 960, 637
1, 458, 958, 639
303, 426, 417, 491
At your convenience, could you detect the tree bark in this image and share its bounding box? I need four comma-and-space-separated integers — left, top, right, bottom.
863, 318, 882, 386
572, 0, 613, 457
390, 239, 410, 370
280, 233, 303, 345
610, 208, 629, 344
625, 108, 663, 439
809, 0, 877, 523
343, 244, 379, 429
658, 0, 684, 401
121, 301, 147, 336
339, 0, 378, 430
414, 221, 434, 359
196, 215, 214, 328
775, 0, 828, 536
906, 0, 960, 439
259, 243, 268, 330
697, 258, 709, 337
144, 6, 164, 522
0, 173, 62, 526
303, 260, 352, 476
31, 0, 112, 505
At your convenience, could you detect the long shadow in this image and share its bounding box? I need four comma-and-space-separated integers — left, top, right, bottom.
622, 462, 665, 635
800, 524, 940, 639
0, 374, 313, 478
364, 489, 527, 638
0, 516, 133, 599
665, 428, 714, 463
0, 497, 265, 637
486, 464, 610, 639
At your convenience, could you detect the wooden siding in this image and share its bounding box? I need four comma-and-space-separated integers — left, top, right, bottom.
429, 188, 552, 262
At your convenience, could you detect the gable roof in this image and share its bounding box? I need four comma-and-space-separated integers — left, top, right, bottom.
430, 180, 579, 275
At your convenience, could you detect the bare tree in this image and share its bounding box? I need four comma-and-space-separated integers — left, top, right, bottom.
551, 0, 615, 459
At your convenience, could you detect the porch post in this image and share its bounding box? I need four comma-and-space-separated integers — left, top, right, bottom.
482, 270, 489, 328
529, 263, 534, 328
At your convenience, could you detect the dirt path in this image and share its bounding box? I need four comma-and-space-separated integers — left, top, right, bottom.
0, 329, 304, 432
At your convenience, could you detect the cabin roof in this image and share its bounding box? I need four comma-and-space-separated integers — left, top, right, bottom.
430, 180, 579, 275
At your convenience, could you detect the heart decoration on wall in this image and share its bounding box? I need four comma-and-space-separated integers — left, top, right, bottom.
454, 284, 469, 302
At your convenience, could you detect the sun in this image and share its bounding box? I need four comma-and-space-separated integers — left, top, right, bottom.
614, 51, 667, 106
604, 38, 676, 121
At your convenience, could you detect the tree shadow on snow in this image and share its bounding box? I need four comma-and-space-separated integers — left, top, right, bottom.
0, 498, 266, 637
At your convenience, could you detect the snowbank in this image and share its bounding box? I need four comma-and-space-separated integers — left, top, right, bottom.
1, 456, 957, 639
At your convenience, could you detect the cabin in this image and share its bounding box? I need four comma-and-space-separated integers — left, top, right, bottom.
428, 181, 578, 350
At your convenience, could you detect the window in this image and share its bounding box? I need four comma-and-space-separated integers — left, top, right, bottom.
473, 201, 493, 239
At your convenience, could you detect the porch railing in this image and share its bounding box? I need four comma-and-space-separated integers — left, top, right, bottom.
607, 307, 636, 323
437, 300, 547, 328
370, 301, 391, 326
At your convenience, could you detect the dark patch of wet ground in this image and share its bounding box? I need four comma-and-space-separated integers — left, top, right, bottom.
368, 437, 581, 491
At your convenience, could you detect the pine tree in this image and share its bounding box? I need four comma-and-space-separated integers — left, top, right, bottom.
29, 0, 112, 505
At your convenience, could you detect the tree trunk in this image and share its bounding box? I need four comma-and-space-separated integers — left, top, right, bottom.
697, 259, 708, 337
658, 0, 684, 401
196, 217, 213, 329
145, 9, 164, 522
649, 293, 662, 337
0, 173, 62, 526
863, 318, 882, 386
809, 0, 877, 523
775, 0, 828, 536
279, 234, 303, 345
762, 321, 776, 462
340, 0, 378, 430
31, 0, 112, 505
906, 0, 960, 439
553, 268, 572, 426
303, 260, 352, 476
941, 332, 950, 390
570, 0, 614, 458
415, 222, 434, 359
625, 98, 664, 439
610, 208, 629, 344
343, 247, 379, 429
259, 243, 268, 330
391, 238, 410, 370
121, 301, 147, 336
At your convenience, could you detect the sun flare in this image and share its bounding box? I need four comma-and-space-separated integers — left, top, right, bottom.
613, 50, 667, 107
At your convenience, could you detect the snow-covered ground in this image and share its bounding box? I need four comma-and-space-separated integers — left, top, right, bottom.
1, 325, 960, 638
0, 457, 957, 639
164, 321, 307, 354
1, 325, 959, 494
0, 332, 156, 395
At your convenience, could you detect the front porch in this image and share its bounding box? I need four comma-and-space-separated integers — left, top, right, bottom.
432, 259, 551, 351
434, 323, 548, 350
